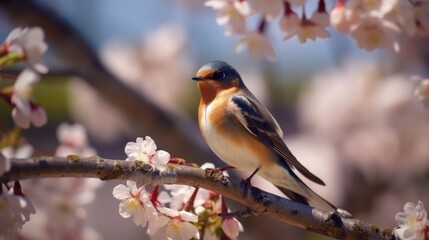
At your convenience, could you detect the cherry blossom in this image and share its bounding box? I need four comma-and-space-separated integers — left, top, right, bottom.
148, 207, 199, 240
279, 2, 300, 32
125, 136, 170, 168
235, 31, 276, 62
415, 78, 429, 108
330, 1, 361, 33
283, 15, 331, 43
10, 69, 47, 129
20, 177, 102, 240
1, 144, 34, 160
407, 2, 429, 36
4, 27, 48, 73
0, 186, 35, 239
350, 15, 400, 52
113, 181, 157, 227
205, 0, 250, 35
161, 185, 211, 210
395, 201, 429, 240
247, 0, 283, 21
55, 123, 96, 156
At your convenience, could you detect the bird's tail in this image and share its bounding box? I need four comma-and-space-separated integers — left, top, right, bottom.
278, 186, 337, 212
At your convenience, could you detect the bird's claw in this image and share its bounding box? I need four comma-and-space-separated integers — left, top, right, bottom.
240, 177, 252, 198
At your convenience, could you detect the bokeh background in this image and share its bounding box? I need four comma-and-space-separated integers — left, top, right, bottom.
1, 0, 429, 239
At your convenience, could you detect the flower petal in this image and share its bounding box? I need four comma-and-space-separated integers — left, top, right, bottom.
113, 184, 131, 200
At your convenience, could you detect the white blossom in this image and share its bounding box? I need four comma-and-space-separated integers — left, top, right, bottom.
125, 136, 170, 168
113, 181, 157, 227
2, 144, 34, 160
330, 2, 361, 33
235, 31, 276, 62
205, 0, 250, 35
161, 185, 211, 210
0, 187, 36, 239
415, 79, 429, 108
10, 69, 45, 129
5, 27, 48, 73
148, 207, 199, 240
55, 123, 96, 157
247, 0, 283, 21
350, 15, 400, 52
283, 16, 331, 43
395, 201, 429, 240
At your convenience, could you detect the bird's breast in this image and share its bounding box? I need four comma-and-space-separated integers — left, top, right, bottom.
199, 97, 274, 170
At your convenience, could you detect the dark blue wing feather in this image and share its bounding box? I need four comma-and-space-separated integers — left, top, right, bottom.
230, 95, 325, 186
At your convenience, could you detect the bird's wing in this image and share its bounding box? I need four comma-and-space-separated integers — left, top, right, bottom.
228, 94, 325, 186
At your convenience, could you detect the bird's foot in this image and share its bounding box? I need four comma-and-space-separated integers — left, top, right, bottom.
240, 177, 252, 198
240, 167, 260, 198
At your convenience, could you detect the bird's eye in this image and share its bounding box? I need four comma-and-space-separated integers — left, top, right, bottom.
212, 71, 225, 80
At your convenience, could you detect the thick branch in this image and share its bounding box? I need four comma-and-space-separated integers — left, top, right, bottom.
1, 156, 396, 240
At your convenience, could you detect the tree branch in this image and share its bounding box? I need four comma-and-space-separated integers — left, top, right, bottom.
0, 156, 396, 240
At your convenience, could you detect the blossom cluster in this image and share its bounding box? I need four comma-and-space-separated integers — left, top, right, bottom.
205, 0, 429, 61
0, 27, 48, 129
113, 136, 244, 240
0, 26, 50, 239
1, 123, 102, 239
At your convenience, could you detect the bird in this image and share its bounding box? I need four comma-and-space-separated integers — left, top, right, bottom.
192, 60, 336, 212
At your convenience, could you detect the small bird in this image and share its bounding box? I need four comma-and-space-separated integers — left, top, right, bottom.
192, 60, 336, 211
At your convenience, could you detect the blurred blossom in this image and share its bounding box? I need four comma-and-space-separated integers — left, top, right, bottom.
0, 186, 35, 239
20, 125, 101, 240
4, 27, 48, 73
281, 1, 331, 44
11, 69, 47, 129
160, 162, 212, 210
1, 144, 34, 159
161, 185, 210, 210
395, 201, 429, 240
235, 31, 276, 62
247, 0, 282, 21
113, 181, 157, 227
350, 16, 400, 52
55, 122, 96, 157
20, 177, 102, 240
101, 24, 194, 115
148, 207, 199, 240
407, 2, 429, 36
69, 78, 132, 143
299, 60, 429, 182
330, 1, 361, 33
125, 136, 170, 169
415, 78, 429, 108
204, 0, 250, 36
221, 217, 244, 239
0, 152, 11, 176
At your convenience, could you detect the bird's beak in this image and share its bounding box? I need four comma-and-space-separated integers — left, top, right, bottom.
192, 76, 206, 81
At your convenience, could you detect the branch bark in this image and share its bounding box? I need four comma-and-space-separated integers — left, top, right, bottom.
0, 156, 397, 240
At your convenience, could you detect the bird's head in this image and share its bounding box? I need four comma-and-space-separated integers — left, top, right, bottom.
192, 61, 244, 103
